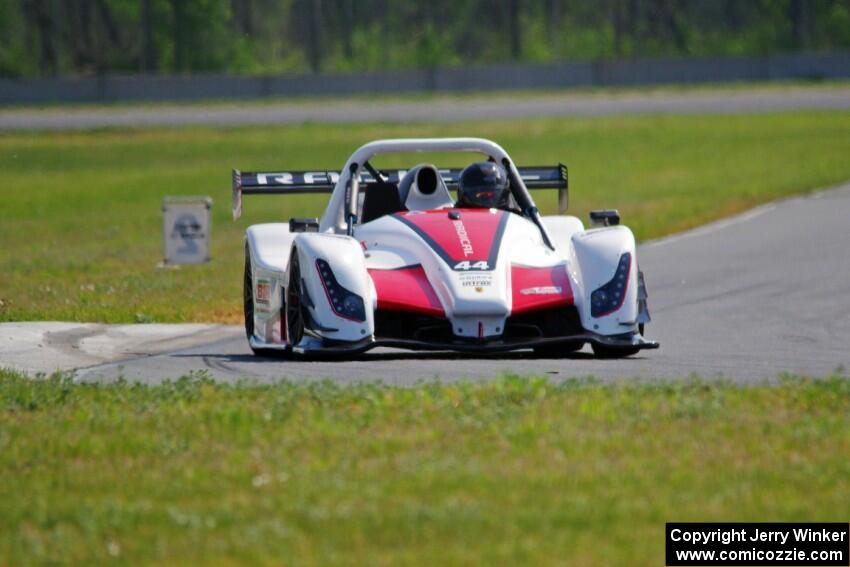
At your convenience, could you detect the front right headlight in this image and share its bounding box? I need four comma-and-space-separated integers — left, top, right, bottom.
590, 252, 631, 318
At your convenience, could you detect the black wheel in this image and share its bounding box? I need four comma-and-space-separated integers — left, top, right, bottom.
243, 246, 255, 339
244, 246, 281, 357
286, 249, 306, 349
592, 323, 648, 358
533, 341, 584, 358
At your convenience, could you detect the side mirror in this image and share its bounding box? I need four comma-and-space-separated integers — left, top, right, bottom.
589, 209, 621, 227
289, 218, 319, 233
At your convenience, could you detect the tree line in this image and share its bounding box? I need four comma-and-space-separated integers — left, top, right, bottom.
2, 0, 849, 78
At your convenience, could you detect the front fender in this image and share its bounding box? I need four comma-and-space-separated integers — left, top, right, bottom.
292, 233, 375, 343
542, 215, 585, 259
570, 226, 639, 336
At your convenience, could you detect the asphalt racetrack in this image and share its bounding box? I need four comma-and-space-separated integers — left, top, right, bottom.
63, 183, 849, 384
2, 86, 850, 130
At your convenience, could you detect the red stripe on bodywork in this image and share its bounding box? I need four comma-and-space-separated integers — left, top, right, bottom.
511, 264, 574, 315
368, 265, 445, 316
396, 209, 505, 265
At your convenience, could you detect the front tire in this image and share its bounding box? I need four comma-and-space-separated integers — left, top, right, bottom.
591, 325, 645, 358
534, 341, 584, 358
591, 344, 641, 358
286, 249, 306, 350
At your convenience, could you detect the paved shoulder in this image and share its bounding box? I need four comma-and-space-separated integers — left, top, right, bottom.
0, 322, 241, 375
2, 87, 850, 131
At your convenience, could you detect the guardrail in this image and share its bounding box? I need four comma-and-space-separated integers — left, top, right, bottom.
1, 51, 848, 105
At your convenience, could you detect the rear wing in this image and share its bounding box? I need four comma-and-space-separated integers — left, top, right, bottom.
232, 164, 568, 220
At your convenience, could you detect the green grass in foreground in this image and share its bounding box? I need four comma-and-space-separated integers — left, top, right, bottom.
1, 370, 848, 566
2, 111, 850, 323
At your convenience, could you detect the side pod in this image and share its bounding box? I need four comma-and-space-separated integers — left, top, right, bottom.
246, 223, 296, 346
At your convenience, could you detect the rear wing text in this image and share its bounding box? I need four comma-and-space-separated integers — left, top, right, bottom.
232, 164, 568, 220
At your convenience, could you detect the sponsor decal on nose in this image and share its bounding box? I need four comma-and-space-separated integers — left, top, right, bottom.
453, 220, 474, 257
520, 286, 562, 296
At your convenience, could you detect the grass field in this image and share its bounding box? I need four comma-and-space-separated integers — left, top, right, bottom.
1, 370, 848, 566
2, 111, 850, 323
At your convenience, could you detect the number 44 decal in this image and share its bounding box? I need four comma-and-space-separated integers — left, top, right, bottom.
453, 260, 490, 271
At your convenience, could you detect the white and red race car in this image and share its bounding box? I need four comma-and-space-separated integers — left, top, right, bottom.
232, 137, 657, 358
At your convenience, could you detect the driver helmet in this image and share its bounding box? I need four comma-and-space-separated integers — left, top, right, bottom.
456, 161, 509, 209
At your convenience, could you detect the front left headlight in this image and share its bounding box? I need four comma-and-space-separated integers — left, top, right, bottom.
316, 259, 366, 322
